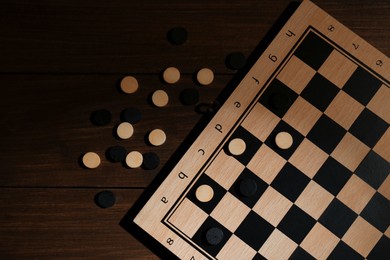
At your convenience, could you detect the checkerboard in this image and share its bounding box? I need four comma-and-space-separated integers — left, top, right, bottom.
133, 1, 389, 259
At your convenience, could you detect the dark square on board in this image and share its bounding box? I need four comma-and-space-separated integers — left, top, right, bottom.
265, 120, 304, 160
342, 67, 382, 105
289, 247, 316, 260
224, 126, 262, 166
355, 151, 389, 189
186, 174, 226, 214
318, 198, 358, 238
235, 211, 274, 251
229, 168, 268, 208
277, 205, 316, 244
313, 157, 352, 196
294, 31, 334, 70
258, 79, 298, 118
367, 236, 390, 260
192, 216, 232, 257
328, 241, 364, 260
307, 114, 346, 154
360, 192, 390, 232
252, 253, 267, 260
301, 73, 340, 111
349, 108, 388, 148
271, 163, 310, 202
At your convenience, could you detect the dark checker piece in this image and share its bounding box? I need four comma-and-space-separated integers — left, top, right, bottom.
277, 205, 316, 244
294, 31, 333, 70
328, 241, 364, 260
179, 88, 199, 106
367, 236, 390, 260
91, 109, 111, 126
167, 27, 187, 45
192, 216, 232, 257
95, 190, 116, 208
318, 199, 357, 238
355, 151, 389, 189
300, 73, 340, 111
226, 52, 246, 70
108, 145, 127, 162
313, 157, 352, 196
229, 168, 268, 208
142, 152, 160, 170
121, 107, 142, 124
235, 211, 274, 251
259, 79, 298, 118
307, 114, 346, 154
349, 108, 388, 148
271, 163, 310, 202
342, 67, 382, 105
360, 192, 389, 232
205, 227, 224, 246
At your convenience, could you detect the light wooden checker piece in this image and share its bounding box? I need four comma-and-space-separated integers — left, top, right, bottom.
133, 1, 389, 259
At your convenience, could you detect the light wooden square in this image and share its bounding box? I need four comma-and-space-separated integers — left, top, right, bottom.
216, 234, 257, 260
252, 186, 293, 226
331, 132, 370, 172
210, 193, 251, 233
205, 150, 245, 190
373, 127, 390, 162
258, 229, 297, 259
367, 84, 390, 124
378, 175, 390, 201
301, 223, 339, 259
242, 103, 280, 142
283, 96, 322, 136
168, 198, 208, 238
295, 181, 334, 219
247, 145, 286, 184
318, 50, 358, 88
342, 216, 382, 257
337, 175, 376, 214
385, 226, 390, 238
277, 55, 316, 94
289, 139, 328, 178
325, 91, 365, 129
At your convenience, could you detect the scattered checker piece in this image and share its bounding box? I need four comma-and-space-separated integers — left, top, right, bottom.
133, 1, 390, 259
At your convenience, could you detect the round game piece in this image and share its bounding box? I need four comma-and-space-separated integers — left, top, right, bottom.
91, 109, 111, 126
116, 122, 134, 139
167, 27, 188, 45
179, 88, 199, 106
82, 152, 101, 169
205, 227, 224, 246
152, 90, 169, 107
120, 76, 138, 94
108, 145, 127, 162
163, 67, 180, 84
239, 178, 258, 197
142, 152, 160, 170
195, 185, 214, 203
95, 190, 116, 209
269, 92, 290, 110
122, 107, 142, 124
125, 151, 143, 168
228, 138, 246, 156
196, 68, 214, 86
275, 131, 293, 149
148, 129, 166, 146
226, 52, 246, 70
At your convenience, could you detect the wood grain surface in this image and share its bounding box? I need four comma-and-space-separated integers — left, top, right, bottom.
0, 0, 388, 258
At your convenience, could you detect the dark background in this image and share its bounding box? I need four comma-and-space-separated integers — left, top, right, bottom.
0, 0, 388, 258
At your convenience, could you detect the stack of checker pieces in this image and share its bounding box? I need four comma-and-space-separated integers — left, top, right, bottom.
133, 1, 389, 259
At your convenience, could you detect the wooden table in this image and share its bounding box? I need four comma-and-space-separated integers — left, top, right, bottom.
0, 0, 388, 258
